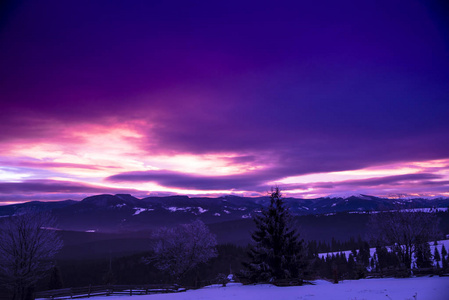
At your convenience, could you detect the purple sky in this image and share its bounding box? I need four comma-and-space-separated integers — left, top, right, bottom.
1, 0, 449, 203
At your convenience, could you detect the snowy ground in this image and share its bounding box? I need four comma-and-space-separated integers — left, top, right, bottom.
95, 277, 449, 300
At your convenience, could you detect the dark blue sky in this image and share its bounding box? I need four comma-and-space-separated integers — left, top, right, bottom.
0, 0, 448, 202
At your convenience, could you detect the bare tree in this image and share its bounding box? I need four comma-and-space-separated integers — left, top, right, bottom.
146, 220, 217, 282
0, 209, 63, 300
369, 208, 439, 271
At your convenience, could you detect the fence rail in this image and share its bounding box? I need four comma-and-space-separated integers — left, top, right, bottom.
34, 284, 185, 299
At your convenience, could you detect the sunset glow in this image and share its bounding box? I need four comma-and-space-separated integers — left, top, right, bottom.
1, 0, 448, 203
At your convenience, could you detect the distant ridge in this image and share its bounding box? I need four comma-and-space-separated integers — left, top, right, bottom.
0, 193, 448, 233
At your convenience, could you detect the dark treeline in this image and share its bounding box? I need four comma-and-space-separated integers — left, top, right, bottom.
33, 237, 449, 291
308, 236, 369, 254
309, 241, 449, 282
39, 244, 248, 289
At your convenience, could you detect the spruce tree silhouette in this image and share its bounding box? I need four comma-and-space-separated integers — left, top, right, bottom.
244, 187, 307, 283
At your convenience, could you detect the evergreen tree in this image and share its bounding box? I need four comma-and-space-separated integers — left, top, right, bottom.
359, 242, 371, 267
339, 252, 347, 264
434, 248, 441, 267
48, 265, 63, 290
102, 253, 116, 285
442, 256, 448, 271
442, 245, 448, 259
351, 248, 357, 258
245, 187, 307, 283
370, 256, 375, 269
375, 245, 390, 272
415, 241, 432, 269
331, 237, 338, 252
347, 253, 356, 278
441, 245, 448, 271
307, 240, 318, 258
354, 258, 366, 279
103, 268, 116, 285
354, 243, 369, 279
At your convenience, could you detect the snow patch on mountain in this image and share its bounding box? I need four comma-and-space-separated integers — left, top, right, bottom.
166, 207, 190, 212
133, 207, 155, 215
164, 206, 209, 214
326, 193, 371, 200
197, 207, 208, 214
389, 194, 449, 200
347, 207, 448, 214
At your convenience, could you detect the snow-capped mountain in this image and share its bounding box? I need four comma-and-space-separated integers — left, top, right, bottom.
324, 192, 372, 200
0, 193, 448, 233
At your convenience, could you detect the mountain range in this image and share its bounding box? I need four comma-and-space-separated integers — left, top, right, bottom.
1, 193, 448, 233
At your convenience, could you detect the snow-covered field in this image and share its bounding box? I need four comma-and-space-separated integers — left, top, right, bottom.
95, 277, 449, 300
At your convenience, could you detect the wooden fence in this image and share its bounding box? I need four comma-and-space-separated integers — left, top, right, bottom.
34, 284, 185, 299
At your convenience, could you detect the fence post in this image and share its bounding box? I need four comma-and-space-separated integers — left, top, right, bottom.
88, 285, 91, 298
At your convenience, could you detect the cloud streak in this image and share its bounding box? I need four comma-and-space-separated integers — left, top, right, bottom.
0, 180, 140, 195
106, 169, 269, 191
284, 173, 449, 198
